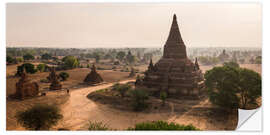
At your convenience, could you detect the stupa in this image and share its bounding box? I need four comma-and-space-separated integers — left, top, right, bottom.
141, 14, 204, 95
84, 64, 104, 84
49, 67, 62, 90
15, 69, 39, 99
218, 49, 230, 62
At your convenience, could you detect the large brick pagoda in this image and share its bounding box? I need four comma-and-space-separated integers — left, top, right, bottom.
141, 14, 204, 95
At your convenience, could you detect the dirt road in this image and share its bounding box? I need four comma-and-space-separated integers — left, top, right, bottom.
54, 79, 237, 130
55, 79, 135, 130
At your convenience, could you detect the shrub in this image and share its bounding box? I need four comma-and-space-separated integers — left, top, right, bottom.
96, 88, 108, 93
37, 64, 47, 72
59, 72, 69, 81
112, 83, 120, 90
112, 83, 131, 97
16, 57, 24, 63
160, 91, 167, 106
88, 121, 109, 130
128, 121, 198, 130
16, 104, 63, 130
40, 78, 49, 83
130, 89, 149, 111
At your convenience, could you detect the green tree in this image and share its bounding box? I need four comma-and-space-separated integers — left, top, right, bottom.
23, 53, 35, 60
116, 51, 126, 61
37, 64, 46, 72
7, 55, 16, 64
59, 72, 69, 81
41, 53, 52, 60
62, 56, 79, 69
205, 66, 261, 109
160, 91, 167, 106
16, 104, 63, 130
16, 63, 37, 76
238, 68, 261, 108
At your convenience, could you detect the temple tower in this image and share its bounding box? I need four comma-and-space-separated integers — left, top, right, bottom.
15, 69, 39, 99
84, 64, 104, 85
163, 14, 187, 59
140, 14, 204, 96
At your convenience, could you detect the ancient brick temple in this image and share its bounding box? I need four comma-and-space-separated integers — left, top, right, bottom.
49, 67, 62, 90
84, 64, 103, 84
15, 69, 39, 99
141, 14, 204, 95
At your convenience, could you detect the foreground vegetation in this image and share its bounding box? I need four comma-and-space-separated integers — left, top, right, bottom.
128, 121, 199, 130
16, 104, 63, 130
87, 120, 198, 131
205, 61, 261, 109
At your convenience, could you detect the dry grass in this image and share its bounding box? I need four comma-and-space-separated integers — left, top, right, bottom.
6, 92, 69, 130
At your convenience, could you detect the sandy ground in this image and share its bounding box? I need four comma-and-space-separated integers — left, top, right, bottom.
6, 67, 133, 96
54, 79, 135, 130
53, 80, 237, 131
6, 91, 69, 130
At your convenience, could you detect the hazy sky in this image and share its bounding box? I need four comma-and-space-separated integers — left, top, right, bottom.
6, 3, 262, 48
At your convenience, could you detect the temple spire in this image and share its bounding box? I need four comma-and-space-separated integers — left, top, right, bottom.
92, 64, 96, 72
165, 14, 184, 46
195, 57, 200, 70
148, 58, 155, 72
163, 14, 187, 59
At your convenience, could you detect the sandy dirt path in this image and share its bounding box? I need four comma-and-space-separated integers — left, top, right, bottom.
55, 79, 135, 130
54, 79, 237, 131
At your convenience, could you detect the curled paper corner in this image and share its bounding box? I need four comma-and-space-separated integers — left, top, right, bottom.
236, 107, 261, 131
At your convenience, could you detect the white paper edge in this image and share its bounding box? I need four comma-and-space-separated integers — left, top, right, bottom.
236, 107, 262, 131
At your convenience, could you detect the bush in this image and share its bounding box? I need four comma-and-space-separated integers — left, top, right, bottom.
16, 63, 37, 76
128, 121, 198, 130
59, 72, 69, 81
112, 83, 120, 90
160, 91, 167, 106
37, 63, 47, 72
130, 89, 149, 111
88, 121, 109, 130
16, 57, 24, 63
16, 104, 63, 130
112, 83, 131, 97
40, 78, 49, 83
